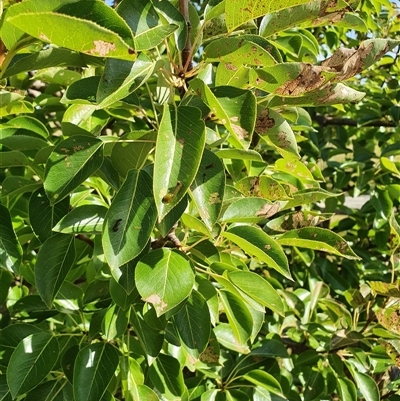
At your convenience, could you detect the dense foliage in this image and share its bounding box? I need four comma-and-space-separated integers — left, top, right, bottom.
0, 0, 399, 400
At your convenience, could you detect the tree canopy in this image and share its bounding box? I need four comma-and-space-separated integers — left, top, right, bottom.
0, 0, 399, 400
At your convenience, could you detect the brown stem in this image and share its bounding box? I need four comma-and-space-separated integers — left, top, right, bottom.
314, 113, 395, 128
179, 0, 192, 73
0, 38, 7, 68
75, 234, 94, 248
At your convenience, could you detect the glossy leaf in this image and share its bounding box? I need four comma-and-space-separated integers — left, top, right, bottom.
7, 333, 59, 398
203, 37, 276, 67
153, 104, 205, 220
190, 149, 225, 231
110, 131, 156, 178
228, 270, 284, 316
235, 176, 291, 201
259, 1, 359, 37
256, 108, 300, 159
277, 227, 359, 260
102, 169, 157, 269
243, 370, 283, 396
149, 353, 185, 399
337, 378, 357, 401
29, 188, 70, 242
303, 371, 325, 401
174, 291, 211, 359
44, 135, 104, 204
188, 79, 256, 149
225, 0, 311, 31
73, 342, 119, 401
34, 233, 76, 307
223, 225, 291, 279
352, 370, 379, 401
96, 54, 155, 108
135, 248, 195, 316
102, 304, 128, 341
0, 204, 23, 272
130, 306, 164, 359
222, 198, 279, 223
53, 204, 106, 234
8, 3, 136, 60
219, 290, 253, 346
24, 380, 64, 401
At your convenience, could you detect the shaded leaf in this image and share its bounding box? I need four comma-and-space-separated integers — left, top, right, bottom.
35, 233, 76, 307
0, 204, 23, 272
153, 104, 205, 220
7, 333, 59, 398
53, 204, 106, 234
174, 291, 211, 359
190, 149, 225, 231
44, 135, 104, 204
149, 353, 185, 399
188, 80, 256, 149
73, 343, 119, 401
102, 169, 157, 269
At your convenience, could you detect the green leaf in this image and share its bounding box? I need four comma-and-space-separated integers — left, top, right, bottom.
281, 188, 340, 210
173, 291, 211, 359
256, 109, 300, 159
225, 0, 312, 32
151, 0, 187, 51
223, 225, 291, 279
0, 116, 49, 138
117, 0, 178, 51
215, 148, 263, 161
53, 204, 107, 234
303, 371, 325, 401
190, 149, 225, 231
8, 2, 136, 60
337, 378, 357, 401
153, 104, 205, 220
203, 37, 276, 67
44, 135, 104, 204
0, 204, 23, 272
73, 342, 119, 401
228, 270, 284, 316
1, 47, 102, 79
235, 176, 291, 201
102, 304, 128, 341
251, 339, 288, 358
1, 177, 42, 200
0, 151, 30, 167
96, 54, 155, 108
222, 198, 279, 223
0, 374, 11, 401
29, 188, 70, 242
219, 290, 253, 346
102, 169, 157, 269
243, 370, 283, 396
24, 380, 64, 401
136, 249, 195, 316
277, 227, 359, 260
0, 324, 42, 369
136, 385, 159, 400
259, 1, 357, 37
6, 333, 59, 398
110, 131, 156, 178
130, 306, 164, 359
149, 353, 185, 399
34, 233, 76, 307
188, 80, 256, 149
62, 76, 100, 105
